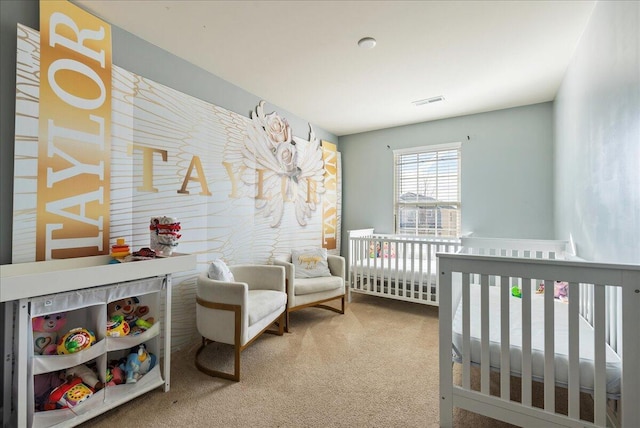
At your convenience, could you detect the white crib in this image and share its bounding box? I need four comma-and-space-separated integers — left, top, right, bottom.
347, 228, 460, 305
438, 237, 640, 427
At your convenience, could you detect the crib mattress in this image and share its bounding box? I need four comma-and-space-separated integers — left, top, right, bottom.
352, 257, 438, 284
452, 284, 621, 396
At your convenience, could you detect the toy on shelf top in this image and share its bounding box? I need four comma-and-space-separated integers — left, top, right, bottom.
110, 237, 131, 260
150, 216, 181, 257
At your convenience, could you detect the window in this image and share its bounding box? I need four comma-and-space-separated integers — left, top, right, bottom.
394, 143, 461, 237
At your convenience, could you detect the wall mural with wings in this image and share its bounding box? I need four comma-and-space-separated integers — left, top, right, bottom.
12, 21, 340, 349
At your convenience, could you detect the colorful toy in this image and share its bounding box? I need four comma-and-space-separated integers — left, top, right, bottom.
150, 216, 181, 256
108, 364, 125, 386
511, 286, 522, 298
110, 237, 131, 260
106, 315, 130, 337
108, 296, 153, 335
124, 344, 156, 384
66, 364, 103, 391
32, 312, 67, 355
537, 281, 569, 303
108, 296, 150, 323
57, 328, 96, 355
49, 377, 93, 408
34, 372, 66, 411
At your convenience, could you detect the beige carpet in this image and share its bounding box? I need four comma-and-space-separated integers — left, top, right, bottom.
81, 293, 591, 427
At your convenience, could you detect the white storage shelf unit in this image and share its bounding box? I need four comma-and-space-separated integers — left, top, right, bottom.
1, 253, 196, 428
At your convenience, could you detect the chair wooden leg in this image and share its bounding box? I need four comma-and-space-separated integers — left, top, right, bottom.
194, 338, 241, 382
285, 310, 290, 333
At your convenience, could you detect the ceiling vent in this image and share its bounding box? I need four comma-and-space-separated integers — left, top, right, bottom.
412, 96, 445, 106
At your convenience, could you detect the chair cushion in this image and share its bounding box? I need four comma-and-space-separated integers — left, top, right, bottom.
294, 275, 343, 296
248, 290, 286, 326
291, 248, 332, 278
208, 259, 235, 282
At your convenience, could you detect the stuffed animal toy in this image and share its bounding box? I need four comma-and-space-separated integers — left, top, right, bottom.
34, 372, 66, 411
106, 360, 126, 386
66, 364, 103, 391
32, 313, 67, 355
536, 281, 569, 302
107, 296, 153, 333
124, 344, 156, 384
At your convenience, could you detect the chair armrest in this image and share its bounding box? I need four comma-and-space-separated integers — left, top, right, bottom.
230, 265, 285, 293
273, 259, 295, 296
327, 255, 345, 280
196, 273, 248, 307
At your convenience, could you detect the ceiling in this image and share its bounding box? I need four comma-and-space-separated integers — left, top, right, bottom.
74, 1, 596, 136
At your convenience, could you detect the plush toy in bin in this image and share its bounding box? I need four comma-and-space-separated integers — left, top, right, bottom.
32, 312, 67, 355
34, 372, 66, 411
108, 296, 154, 335
66, 364, 103, 391
124, 344, 156, 384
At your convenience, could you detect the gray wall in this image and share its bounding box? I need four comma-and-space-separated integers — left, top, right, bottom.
338, 102, 555, 255
554, 1, 639, 264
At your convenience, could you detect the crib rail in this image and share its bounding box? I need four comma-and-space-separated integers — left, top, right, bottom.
438, 253, 640, 428
460, 236, 570, 260
347, 229, 460, 305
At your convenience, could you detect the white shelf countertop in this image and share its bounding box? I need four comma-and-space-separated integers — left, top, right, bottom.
0, 253, 197, 302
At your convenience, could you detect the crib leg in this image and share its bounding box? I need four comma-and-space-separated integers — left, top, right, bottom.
439, 363, 454, 427
440, 393, 453, 427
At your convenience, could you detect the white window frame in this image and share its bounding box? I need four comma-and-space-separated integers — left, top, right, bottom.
393, 142, 461, 237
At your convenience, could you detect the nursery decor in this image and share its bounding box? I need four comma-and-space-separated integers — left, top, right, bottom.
48, 377, 94, 408
13, 21, 342, 268
124, 344, 156, 384
110, 238, 131, 261
57, 328, 96, 355
32, 313, 67, 355
149, 216, 181, 256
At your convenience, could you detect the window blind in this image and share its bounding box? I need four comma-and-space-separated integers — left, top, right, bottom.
394, 144, 461, 237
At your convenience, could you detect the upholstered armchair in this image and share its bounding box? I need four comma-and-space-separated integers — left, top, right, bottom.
274, 249, 346, 331
195, 263, 287, 381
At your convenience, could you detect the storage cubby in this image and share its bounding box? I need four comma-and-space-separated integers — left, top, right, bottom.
1, 253, 196, 428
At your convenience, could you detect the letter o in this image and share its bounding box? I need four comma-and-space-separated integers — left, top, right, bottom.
48, 58, 106, 110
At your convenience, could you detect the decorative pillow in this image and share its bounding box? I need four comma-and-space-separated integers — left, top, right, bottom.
208, 259, 235, 282
292, 248, 332, 278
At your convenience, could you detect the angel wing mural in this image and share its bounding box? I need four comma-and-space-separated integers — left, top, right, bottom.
236, 101, 326, 228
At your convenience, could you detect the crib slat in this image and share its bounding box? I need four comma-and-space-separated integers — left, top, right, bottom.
500, 275, 510, 400
521, 278, 532, 407
417, 241, 424, 300
543, 279, 555, 412
480, 274, 490, 395
462, 273, 471, 390
401, 241, 408, 297
568, 281, 580, 420
593, 284, 606, 426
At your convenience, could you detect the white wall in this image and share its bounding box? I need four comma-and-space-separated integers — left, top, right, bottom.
339, 102, 555, 255
554, 1, 639, 264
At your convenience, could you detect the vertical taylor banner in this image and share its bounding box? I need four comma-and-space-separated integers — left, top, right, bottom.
37, 1, 112, 260
321, 141, 338, 250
